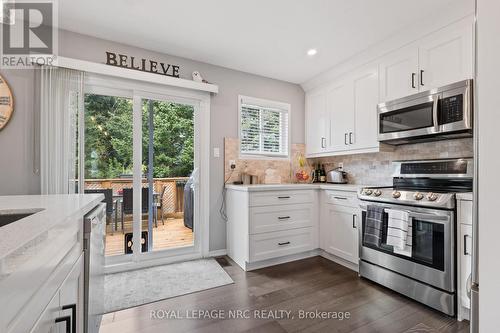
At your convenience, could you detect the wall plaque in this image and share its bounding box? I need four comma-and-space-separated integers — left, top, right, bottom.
0, 74, 14, 130
105, 51, 180, 78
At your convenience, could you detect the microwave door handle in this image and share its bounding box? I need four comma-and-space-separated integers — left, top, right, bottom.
433, 95, 440, 131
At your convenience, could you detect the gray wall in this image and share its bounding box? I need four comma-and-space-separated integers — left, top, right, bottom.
0, 29, 305, 252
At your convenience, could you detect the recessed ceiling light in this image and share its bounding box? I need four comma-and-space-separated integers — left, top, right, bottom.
307, 49, 317, 56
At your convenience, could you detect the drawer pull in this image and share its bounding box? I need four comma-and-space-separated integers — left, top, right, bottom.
278, 216, 291, 220
333, 196, 348, 200
277, 196, 291, 199
278, 241, 291, 246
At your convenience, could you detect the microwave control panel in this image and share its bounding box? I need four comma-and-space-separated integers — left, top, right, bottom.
439, 94, 464, 124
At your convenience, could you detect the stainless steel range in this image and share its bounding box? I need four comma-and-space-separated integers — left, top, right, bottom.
357, 158, 473, 316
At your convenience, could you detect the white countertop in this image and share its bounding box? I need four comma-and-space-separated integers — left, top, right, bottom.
225, 183, 367, 192
0, 194, 103, 259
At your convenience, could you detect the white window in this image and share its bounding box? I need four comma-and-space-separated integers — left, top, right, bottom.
238, 95, 290, 158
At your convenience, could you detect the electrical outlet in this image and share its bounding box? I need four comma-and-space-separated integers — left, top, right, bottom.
213, 147, 220, 158
338, 162, 344, 170
229, 160, 236, 169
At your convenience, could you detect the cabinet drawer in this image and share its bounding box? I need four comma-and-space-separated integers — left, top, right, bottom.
249, 190, 314, 207
323, 190, 358, 207
459, 200, 473, 225
249, 203, 314, 234
249, 228, 314, 262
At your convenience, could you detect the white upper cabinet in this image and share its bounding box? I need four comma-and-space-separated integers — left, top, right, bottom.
418, 21, 474, 90
379, 45, 419, 101
327, 81, 354, 152
305, 89, 328, 155
352, 67, 379, 150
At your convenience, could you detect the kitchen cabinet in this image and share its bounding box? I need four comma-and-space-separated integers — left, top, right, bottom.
320, 190, 359, 265
418, 22, 474, 91
379, 45, 419, 101
226, 186, 319, 271
305, 89, 328, 155
457, 197, 473, 321
380, 20, 473, 102
306, 65, 380, 157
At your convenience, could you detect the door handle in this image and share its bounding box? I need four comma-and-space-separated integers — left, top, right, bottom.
352, 214, 357, 229
432, 95, 440, 131
464, 235, 471, 255
62, 303, 76, 333
349, 132, 353, 144
411, 72, 416, 89
55, 315, 71, 333
278, 241, 290, 246
344, 133, 348, 145
420, 70, 424, 86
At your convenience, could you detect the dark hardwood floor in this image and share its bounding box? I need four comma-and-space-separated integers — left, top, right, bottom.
99, 256, 470, 333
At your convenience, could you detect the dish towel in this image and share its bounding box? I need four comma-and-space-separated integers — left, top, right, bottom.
386, 209, 411, 252
363, 205, 385, 247
393, 219, 412, 257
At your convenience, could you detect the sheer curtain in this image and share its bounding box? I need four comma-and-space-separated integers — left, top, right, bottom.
39, 66, 84, 194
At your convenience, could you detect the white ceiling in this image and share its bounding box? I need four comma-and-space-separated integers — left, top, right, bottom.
58, 0, 460, 84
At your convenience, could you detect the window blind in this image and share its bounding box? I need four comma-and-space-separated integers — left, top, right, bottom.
240, 100, 289, 157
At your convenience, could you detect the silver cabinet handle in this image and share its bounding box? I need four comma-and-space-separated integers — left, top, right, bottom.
352, 214, 357, 229
349, 132, 353, 144
344, 133, 348, 145
278, 241, 290, 246
321, 137, 326, 148
411, 72, 416, 88
464, 234, 471, 255
278, 216, 290, 220
420, 70, 424, 86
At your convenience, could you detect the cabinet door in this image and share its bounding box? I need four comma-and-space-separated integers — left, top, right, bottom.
305, 89, 328, 155
379, 45, 419, 102
352, 67, 380, 150
327, 81, 354, 152
59, 254, 84, 333
459, 224, 473, 310
418, 22, 473, 90
323, 204, 359, 263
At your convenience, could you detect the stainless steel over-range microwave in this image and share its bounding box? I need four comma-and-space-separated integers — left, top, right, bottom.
377, 79, 473, 145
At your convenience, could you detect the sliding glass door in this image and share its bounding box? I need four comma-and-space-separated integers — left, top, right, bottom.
82, 85, 199, 264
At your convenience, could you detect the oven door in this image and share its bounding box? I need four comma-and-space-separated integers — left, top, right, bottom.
359, 201, 455, 292
378, 93, 440, 142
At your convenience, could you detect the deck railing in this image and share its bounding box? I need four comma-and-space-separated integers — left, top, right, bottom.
84, 177, 189, 215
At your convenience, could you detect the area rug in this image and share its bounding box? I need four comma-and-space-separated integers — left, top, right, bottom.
103, 258, 234, 313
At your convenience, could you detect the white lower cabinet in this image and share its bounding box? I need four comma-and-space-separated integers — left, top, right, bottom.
320, 191, 359, 264
457, 198, 473, 321
31, 254, 84, 333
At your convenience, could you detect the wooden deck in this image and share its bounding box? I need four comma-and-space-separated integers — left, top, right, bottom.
105, 218, 193, 256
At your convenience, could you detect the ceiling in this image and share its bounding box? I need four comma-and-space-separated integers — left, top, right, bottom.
58, 0, 460, 84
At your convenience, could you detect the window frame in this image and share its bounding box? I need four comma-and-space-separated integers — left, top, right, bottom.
238, 95, 291, 159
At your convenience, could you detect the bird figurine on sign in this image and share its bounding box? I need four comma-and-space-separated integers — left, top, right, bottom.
192, 71, 210, 84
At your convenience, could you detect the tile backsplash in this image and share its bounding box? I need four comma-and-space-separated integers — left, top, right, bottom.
310, 138, 473, 186
224, 138, 313, 184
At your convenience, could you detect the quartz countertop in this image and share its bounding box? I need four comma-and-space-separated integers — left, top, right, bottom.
225, 183, 368, 192
0, 194, 103, 259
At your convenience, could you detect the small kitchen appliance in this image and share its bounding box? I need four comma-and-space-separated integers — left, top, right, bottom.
326, 167, 348, 184
357, 158, 473, 316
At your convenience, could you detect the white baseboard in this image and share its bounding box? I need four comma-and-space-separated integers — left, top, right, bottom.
208, 249, 227, 257
319, 250, 359, 272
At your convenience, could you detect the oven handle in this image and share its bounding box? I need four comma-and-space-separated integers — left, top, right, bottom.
359, 204, 451, 223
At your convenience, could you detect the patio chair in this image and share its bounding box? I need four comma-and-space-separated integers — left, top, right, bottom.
84, 188, 115, 228
154, 185, 168, 225
121, 187, 154, 232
